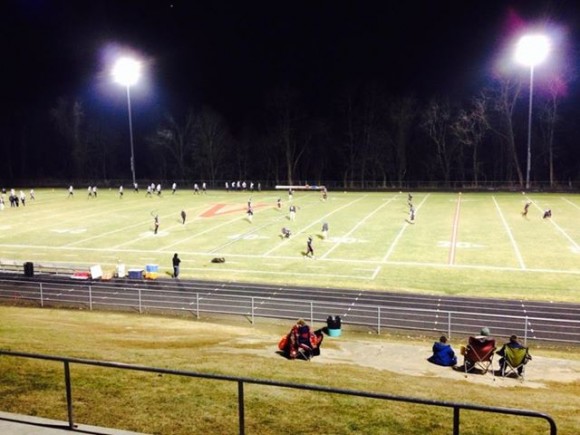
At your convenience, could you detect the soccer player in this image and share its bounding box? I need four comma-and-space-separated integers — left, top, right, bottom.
68, 185, 74, 198
181, 210, 186, 224
281, 227, 292, 238
87, 186, 93, 198
321, 222, 329, 239
29, 189, 35, 200
522, 201, 531, 217
542, 209, 552, 219
289, 205, 296, 221
119, 185, 124, 198
225, 181, 229, 192
409, 205, 416, 223
202, 182, 207, 194
146, 185, 152, 197
92, 186, 97, 197
19, 190, 26, 206
134, 182, 139, 192
193, 183, 199, 194
247, 205, 254, 223
156, 184, 161, 196
305, 236, 314, 258
277, 198, 281, 209
172, 182, 177, 194
288, 188, 293, 202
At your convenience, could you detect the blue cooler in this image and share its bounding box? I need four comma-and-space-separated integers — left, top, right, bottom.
145, 264, 159, 273
328, 328, 342, 337
128, 269, 144, 279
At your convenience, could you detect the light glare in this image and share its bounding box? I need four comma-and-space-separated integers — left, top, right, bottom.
112, 57, 141, 86
515, 35, 550, 67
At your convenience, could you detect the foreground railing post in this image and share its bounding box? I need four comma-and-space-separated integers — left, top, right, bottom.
251, 297, 255, 325
39, 282, 44, 307
310, 301, 314, 324
196, 293, 200, 319
64, 361, 75, 429
138, 288, 142, 314
453, 406, 460, 435
378, 307, 381, 335
89, 285, 93, 311
524, 316, 528, 346
238, 380, 245, 435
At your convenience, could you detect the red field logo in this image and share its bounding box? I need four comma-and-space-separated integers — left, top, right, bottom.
200, 203, 269, 218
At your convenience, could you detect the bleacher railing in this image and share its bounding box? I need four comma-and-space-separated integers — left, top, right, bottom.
0, 350, 557, 435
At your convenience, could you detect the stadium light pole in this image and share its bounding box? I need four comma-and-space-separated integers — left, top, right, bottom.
112, 57, 141, 188
515, 34, 550, 190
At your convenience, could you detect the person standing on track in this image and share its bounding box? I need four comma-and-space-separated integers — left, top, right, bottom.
172, 253, 181, 278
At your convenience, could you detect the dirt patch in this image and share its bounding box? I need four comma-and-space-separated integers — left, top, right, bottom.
213, 334, 580, 389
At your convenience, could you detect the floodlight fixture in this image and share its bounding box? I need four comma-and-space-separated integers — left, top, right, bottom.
515, 35, 550, 67
112, 57, 141, 87
112, 57, 141, 187
515, 34, 550, 190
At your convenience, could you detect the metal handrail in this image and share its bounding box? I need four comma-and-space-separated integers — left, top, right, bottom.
0, 350, 557, 435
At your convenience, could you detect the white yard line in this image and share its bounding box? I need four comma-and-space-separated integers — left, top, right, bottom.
561, 197, 580, 210
261, 195, 370, 257
448, 194, 461, 265
531, 201, 580, 252
382, 194, 430, 262
320, 195, 398, 259
492, 196, 526, 269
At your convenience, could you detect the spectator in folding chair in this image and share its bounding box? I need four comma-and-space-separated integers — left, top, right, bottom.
462, 327, 496, 375
496, 335, 531, 378
279, 319, 323, 361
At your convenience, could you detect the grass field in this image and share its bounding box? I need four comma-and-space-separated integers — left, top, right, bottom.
1, 307, 579, 434
1, 188, 579, 302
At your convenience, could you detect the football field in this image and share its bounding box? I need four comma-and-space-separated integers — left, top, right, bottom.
0, 188, 579, 302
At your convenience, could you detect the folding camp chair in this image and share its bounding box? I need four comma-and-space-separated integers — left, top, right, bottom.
464, 337, 496, 375
500, 346, 530, 379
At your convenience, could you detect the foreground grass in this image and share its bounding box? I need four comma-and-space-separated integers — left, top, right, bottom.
1, 306, 579, 434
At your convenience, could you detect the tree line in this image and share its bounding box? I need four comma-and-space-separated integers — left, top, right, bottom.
1, 72, 577, 190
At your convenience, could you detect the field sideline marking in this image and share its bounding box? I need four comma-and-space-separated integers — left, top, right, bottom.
492, 196, 526, 269
3, 242, 579, 276
448, 194, 461, 265
381, 194, 430, 263
320, 195, 398, 259
561, 197, 580, 210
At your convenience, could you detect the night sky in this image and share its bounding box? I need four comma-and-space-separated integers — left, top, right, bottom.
1, 0, 579, 185
4, 0, 578, 129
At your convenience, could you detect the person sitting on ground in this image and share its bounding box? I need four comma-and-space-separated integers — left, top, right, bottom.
281, 227, 292, 238
279, 319, 323, 360
496, 335, 531, 375
428, 335, 457, 367
543, 209, 552, 219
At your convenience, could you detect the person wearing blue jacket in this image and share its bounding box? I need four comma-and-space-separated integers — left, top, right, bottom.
428, 335, 457, 366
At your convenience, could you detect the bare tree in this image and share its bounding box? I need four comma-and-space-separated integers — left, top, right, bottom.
385, 96, 417, 188
485, 77, 524, 187
50, 98, 88, 178
197, 107, 231, 184
266, 86, 309, 185
422, 97, 457, 186
148, 110, 197, 180
451, 94, 489, 187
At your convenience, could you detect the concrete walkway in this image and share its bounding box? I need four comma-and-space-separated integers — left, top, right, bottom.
0, 412, 145, 435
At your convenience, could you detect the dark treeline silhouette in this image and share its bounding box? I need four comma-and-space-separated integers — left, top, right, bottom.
1, 76, 579, 190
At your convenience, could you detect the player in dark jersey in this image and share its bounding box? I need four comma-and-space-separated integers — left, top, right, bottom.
305, 236, 314, 257
542, 209, 552, 219
522, 201, 531, 217
181, 210, 186, 224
